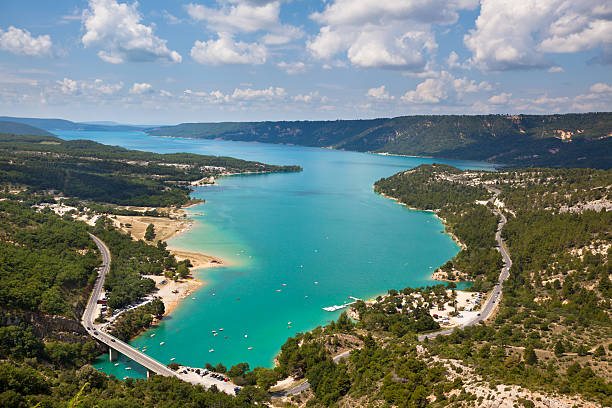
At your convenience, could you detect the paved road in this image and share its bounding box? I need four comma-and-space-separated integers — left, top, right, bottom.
84, 233, 238, 393
418, 192, 512, 341
273, 349, 353, 397
82, 234, 179, 378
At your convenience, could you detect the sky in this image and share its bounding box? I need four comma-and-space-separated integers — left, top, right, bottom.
0, 0, 611, 125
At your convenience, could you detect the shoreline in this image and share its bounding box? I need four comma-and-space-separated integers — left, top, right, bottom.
112, 202, 226, 317
377, 191, 469, 282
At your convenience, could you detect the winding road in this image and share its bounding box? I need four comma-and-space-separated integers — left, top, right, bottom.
83, 233, 237, 394
82, 233, 179, 378
418, 189, 512, 340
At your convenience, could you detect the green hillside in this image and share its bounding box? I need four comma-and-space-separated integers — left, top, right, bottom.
0, 121, 54, 137
148, 113, 612, 169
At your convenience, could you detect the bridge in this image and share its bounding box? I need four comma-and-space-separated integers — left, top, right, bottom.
82, 233, 179, 380
82, 233, 237, 393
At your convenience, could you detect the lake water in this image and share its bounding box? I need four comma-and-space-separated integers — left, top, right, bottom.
54, 130, 495, 379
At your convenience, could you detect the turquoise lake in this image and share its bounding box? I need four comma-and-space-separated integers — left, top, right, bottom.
54, 130, 495, 379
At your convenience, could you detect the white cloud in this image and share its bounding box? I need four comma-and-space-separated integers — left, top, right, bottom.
366, 85, 394, 100
186, 1, 303, 45
191, 33, 267, 65
231, 86, 286, 100
186, 2, 279, 33
56, 77, 123, 95
446, 51, 470, 69
277, 61, 306, 75
401, 71, 490, 104
308, 0, 477, 71
488, 92, 512, 105
590, 82, 612, 93
82, 0, 182, 64
465, 0, 612, 71
293, 91, 327, 103
182, 86, 287, 104
0, 26, 52, 57
547, 66, 564, 73
130, 82, 153, 94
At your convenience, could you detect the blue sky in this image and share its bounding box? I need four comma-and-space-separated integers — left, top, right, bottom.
0, 0, 610, 124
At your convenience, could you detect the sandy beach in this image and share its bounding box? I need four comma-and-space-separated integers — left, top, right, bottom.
111, 205, 225, 315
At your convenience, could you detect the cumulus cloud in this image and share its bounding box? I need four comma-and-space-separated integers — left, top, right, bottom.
464, 0, 612, 71
186, 1, 303, 48
82, 0, 182, 64
130, 82, 153, 94
366, 85, 394, 100
183, 86, 287, 105
186, 2, 279, 33
488, 92, 512, 105
308, 0, 477, 71
401, 71, 491, 104
0, 26, 52, 57
277, 61, 306, 74
190, 33, 267, 65
57, 77, 123, 95
590, 82, 612, 93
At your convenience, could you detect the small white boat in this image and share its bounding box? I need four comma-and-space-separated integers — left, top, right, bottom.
248, 347, 253, 350
282, 283, 287, 286
160, 342, 165, 345
288, 321, 292, 325
276, 289, 281, 292
244, 334, 248, 338
114, 363, 119, 367
219, 328, 223, 331
314, 281, 318, 285
126, 367, 132, 370
170, 358, 175, 361
150, 334, 155, 337
209, 349, 214, 352
214, 333, 218, 336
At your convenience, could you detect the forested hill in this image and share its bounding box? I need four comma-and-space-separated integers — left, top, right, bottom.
0, 116, 143, 132
147, 113, 612, 169
0, 121, 54, 137
0, 133, 301, 206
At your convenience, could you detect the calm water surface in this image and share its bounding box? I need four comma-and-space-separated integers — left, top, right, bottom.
54, 130, 495, 379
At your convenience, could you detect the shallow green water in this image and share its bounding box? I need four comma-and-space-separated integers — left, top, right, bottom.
54, 130, 494, 379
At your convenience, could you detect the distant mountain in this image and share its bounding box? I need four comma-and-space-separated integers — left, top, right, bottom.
0, 116, 144, 132
0, 120, 55, 137
147, 113, 612, 169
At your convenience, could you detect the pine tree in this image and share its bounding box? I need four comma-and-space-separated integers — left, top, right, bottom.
524, 346, 538, 365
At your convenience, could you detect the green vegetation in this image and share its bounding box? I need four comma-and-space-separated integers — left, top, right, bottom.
109, 298, 165, 341
148, 113, 612, 169
0, 133, 301, 206
0, 120, 54, 136
0, 200, 98, 317
92, 216, 188, 310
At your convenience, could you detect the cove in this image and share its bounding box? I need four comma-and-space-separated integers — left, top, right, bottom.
53, 130, 495, 379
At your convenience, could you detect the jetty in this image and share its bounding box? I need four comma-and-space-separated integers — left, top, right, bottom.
322, 297, 361, 312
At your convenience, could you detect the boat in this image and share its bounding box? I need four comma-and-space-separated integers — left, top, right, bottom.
209, 349, 214, 352
276, 289, 281, 292
282, 283, 287, 286
170, 358, 175, 361
150, 334, 155, 337
114, 363, 119, 367
219, 328, 223, 331
160, 342, 165, 345
126, 367, 132, 370
248, 347, 253, 350
314, 281, 318, 285
214, 333, 218, 336
244, 334, 248, 338
288, 321, 292, 325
